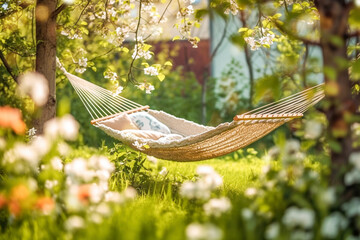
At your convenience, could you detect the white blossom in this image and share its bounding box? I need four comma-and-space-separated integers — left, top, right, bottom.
45, 180, 58, 189
203, 197, 231, 217
105, 191, 124, 203
44, 115, 79, 141
282, 207, 315, 229
350, 152, 360, 170
65, 216, 85, 231
265, 223, 280, 240
224, 0, 239, 15
18, 72, 49, 107
137, 83, 155, 94
112, 86, 124, 97
104, 71, 118, 81
241, 208, 253, 219
144, 66, 159, 76
30, 136, 51, 157
159, 167, 168, 176
245, 187, 257, 197
132, 140, 148, 150
321, 212, 348, 238
196, 165, 223, 190
27, 127, 37, 139
186, 223, 222, 240
51, 157, 64, 171
342, 198, 360, 217
304, 120, 323, 139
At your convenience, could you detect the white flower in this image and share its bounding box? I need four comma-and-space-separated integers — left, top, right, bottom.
45, 180, 58, 189
75, 68, 86, 74
65, 216, 85, 231
44, 115, 79, 141
105, 191, 124, 203
51, 157, 64, 171
112, 86, 124, 97
123, 186, 137, 201
196, 165, 223, 190
27, 127, 37, 139
186, 223, 222, 240
147, 156, 158, 164
78, 57, 88, 67
89, 183, 105, 203
245, 187, 257, 197
180, 181, 200, 199
304, 120, 323, 139
342, 198, 360, 217
321, 212, 348, 238
159, 167, 168, 176
18, 72, 49, 107
132, 140, 147, 150
30, 136, 51, 157
283, 139, 305, 164
350, 152, 360, 170
265, 223, 280, 240
65, 157, 95, 182
137, 83, 155, 94
105, 71, 118, 81
144, 66, 159, 76
345, 168, 360, 185
59, 114, 79, 141
241, 208, 253, 219
132, 44, 152, 60
63, 0, 75, 4
282, 207, 315, 229
58, 142, 71, 156
203, 197, 231, 217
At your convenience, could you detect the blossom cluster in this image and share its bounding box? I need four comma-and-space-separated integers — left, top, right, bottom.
180, 166, 230, 240
0, 104, 137, 232
137, 82, 155, 94
243, 28, 276, 51
180, 165, 223, 200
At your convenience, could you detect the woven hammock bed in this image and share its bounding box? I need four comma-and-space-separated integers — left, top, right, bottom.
57, 60, 324, 162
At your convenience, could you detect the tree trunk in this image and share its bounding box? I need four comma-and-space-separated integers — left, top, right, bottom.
240, 11, 254, 109
34, 0, 57, 134
315, 0, 356, 184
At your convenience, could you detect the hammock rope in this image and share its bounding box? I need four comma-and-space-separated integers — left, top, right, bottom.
56, 58, 325, 161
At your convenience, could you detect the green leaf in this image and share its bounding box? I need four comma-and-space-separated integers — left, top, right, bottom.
172, 36, 181, 41
238, 27, 248, 33
272, 13, 282, 19
157, 73, 165, 81
164, 61, 173, 67
141, 62, 150, 68
121, 47, 129, 53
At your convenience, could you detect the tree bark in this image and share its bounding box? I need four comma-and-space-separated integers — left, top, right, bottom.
34, 0, 57, 133
315, 0, 356, 184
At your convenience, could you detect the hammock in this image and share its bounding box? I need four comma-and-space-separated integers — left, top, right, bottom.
57, 60, 324, 161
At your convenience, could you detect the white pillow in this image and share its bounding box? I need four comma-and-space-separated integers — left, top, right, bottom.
99, 113, 139, 131
129, 112, 171, 134
121, 129, 165, 140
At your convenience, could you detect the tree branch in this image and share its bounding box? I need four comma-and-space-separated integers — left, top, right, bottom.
74, 0, 92, 26
274, 20, 321, 46
0, 50, 18, 83
51, 3, 67, 19
0, 3, 31, 20
346, 31, 360, 38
